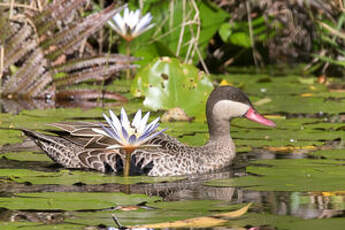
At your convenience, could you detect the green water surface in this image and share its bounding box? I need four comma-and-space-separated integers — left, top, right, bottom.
0, 74, 345, 229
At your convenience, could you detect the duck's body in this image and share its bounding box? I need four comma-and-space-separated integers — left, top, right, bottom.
24, 86, 275, 176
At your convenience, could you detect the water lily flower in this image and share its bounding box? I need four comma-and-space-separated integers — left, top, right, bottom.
92, 108, 166, 150
108, 7, 155, 41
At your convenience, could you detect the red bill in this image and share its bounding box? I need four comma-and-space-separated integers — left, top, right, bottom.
245, 107, 276, 127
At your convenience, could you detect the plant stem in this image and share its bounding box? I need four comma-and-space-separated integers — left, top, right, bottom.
123, 148, 134, 177
125, 41, 131, 79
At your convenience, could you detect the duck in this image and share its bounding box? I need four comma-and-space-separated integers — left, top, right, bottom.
23, 86, 275, 177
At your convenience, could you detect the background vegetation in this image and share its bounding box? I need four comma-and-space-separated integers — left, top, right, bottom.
1, 0, 345, 107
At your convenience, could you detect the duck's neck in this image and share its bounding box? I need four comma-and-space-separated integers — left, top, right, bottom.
204, 116, 236, 170
207, 116, 232, 143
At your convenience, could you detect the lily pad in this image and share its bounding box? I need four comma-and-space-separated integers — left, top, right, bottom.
0, 105, 155, 146
226, 213, 345, 230
0, 129, 22, 145
308, 149, 345, 160
0, 104, 146, 131
131, 57, 214, 120
133, 203, 251, 229
215, 74, 345, 115
0, 168, 184, 185
1, 72, 345, 229
0, 222, 77, 230
67, 201, 246, 227
0, 192, 160, 210
0, 152, 51, 162
206, 159, 345, 191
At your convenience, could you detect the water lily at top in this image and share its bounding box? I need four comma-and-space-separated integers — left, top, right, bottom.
92, 108, 166, 150
108, 6, 155, 42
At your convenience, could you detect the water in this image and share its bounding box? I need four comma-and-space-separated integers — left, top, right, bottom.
1, 74, 345, 229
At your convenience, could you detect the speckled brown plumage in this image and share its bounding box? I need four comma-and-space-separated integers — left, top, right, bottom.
23, 128, 235, 176
23, 86, 264, 176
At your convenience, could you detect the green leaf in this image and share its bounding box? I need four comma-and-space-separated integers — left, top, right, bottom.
131, 57, 214, 120
123, 1, 228, 66
219, 23, 232, 42
229, 32, 251, 48
228, 213, 345, 230
0, 192, 160, 210
308, 149, 345, 160
0, 168, 183, 185
206, 159, 345, 191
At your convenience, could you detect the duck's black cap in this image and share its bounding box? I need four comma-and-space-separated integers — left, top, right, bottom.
206, 86, 253, 114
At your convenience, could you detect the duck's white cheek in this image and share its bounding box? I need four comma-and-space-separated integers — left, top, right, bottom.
212, 100, 250, 120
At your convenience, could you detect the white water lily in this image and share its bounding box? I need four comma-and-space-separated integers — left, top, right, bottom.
93, 108, 166, 150
108, 7, 155, 41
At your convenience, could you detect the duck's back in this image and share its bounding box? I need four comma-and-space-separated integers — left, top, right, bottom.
23, 129, 234, 176
133, 133, 235, 176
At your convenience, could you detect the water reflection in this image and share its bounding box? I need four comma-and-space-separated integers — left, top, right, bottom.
0, 99, 54, 114
242, 190, 344, 219
0, 98, 122, 114
0, 158, 343, 221
0, 140, 344, 227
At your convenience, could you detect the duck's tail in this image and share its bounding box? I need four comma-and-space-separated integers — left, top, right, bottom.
22, 129, 83, 169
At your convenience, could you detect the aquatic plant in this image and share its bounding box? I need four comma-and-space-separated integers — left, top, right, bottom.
120, 1, 228, 69
212, 0, 342, 72
108, 6, 155, 79
108, 6, 155, 42
0, 0, 134, 106
93, 108, 166, 177
131, 57, 214, 120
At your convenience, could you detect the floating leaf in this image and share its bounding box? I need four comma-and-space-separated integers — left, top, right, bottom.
253, 97, 272, 106
206, 159, 345, 191
136, 216, 227, 228
308, 149, 345, 160
227, 213, 345, 230
0, 192, 160, 211
133, 203, 251, 228
214, 203, 252, 218
264, 145, 317, 152
0, 168, 183, 185
131, 57, 214, 120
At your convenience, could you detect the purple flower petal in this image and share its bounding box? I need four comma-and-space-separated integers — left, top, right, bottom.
99, 123, 119, 140
136, 130, 152, 143
147, 128, 167, 140
121, 126, 129, 140
128, 134, 137, 144
144, 117, 160, 133
144, 122, 160, 136
138, 128, 167, 144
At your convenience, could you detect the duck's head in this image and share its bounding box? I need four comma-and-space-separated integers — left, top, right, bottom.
206, 86, 275, 139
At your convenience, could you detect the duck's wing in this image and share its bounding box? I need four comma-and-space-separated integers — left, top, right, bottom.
23, 129, 123, 173
23, 128, 188, 176
29, 122, 188, 175
49, 122, 118, 149
50, 121, 102, 137
50, 121, 184, 151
